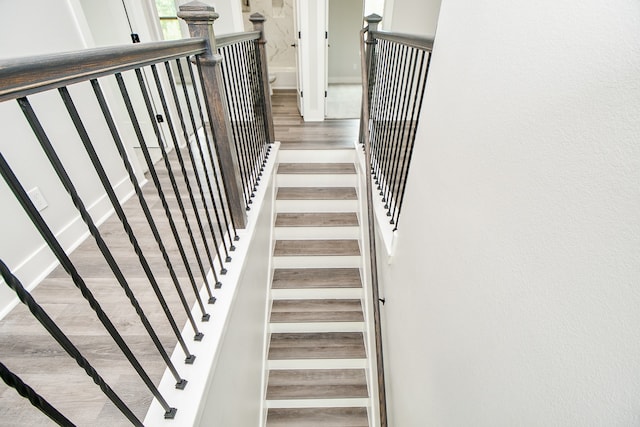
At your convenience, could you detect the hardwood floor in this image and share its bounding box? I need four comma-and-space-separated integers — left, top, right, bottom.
0, 91, 364, 426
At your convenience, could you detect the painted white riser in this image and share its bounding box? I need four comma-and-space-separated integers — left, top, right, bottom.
276, 173, 356, 187
267, 358, 368, 370
265, 398, 370, 409
271, 288, 363, 300
276, 199, 359, 213
272, 255, 361, 269
269, 322, 365, 333
277, 149, 355, 163
274, 226, 360, 240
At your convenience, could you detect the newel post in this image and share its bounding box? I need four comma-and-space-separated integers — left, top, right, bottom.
249, 13, 275, 144
178, 1, 247, 229
360, 14, 383, 145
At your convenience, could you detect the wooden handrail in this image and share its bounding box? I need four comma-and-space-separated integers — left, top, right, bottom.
360, 15, 388, 427
371, 30, 434, 51
0, 39, 207, 102
216, 30, 261, 49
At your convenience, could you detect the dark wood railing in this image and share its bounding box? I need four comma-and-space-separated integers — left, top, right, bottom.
360, 14, 435, 427
0, 2, 272, 424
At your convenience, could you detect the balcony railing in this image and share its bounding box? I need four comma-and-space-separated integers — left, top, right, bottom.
0, 3, 272, 424
360, 15, 434, 231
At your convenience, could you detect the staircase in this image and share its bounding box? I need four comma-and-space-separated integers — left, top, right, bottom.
264, 144, 372, 426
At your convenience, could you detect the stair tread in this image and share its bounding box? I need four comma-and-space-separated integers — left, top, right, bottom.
276, 187, 357, 200
279, 141, 356, 150
274, 240, 360, 257
267, 369, 368, 399
271, 299, 364, 323
267, 407, 368, 426
275, 212, 359, 227
278, 163, 356, 174
269, 332, 366, 360
272, 268, 362, 289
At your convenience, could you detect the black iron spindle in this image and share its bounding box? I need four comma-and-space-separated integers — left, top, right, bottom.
116, 72, 208, 333
56, 87, 188, 385
171, 59, 230, 270
107, 75, 203, 343
0, 360, 75, 427
149, 64, 217, 296
0, 153, 176, 419
132, 67, 210, 320
393, 51, 431, 229
0, 260, 142, 426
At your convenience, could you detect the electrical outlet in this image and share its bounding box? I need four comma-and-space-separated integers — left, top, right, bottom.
28, 187, 48, 212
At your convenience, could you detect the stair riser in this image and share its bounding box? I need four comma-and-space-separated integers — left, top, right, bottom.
265, 398, 370, 409
271, 288, 363, 300
274, 226, 360, 240
276, 200, 359, 213
278, 150, 355, 163
272, 255, 361, 269
270, 322, 365, 333
277, 174, 357, 188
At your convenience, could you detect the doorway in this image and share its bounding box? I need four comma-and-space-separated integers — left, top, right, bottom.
326, 0, 363, 119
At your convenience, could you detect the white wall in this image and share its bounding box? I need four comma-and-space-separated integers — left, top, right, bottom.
328, 0, 362, 84
376, 0, 640, 425
382, 0, 440, 36
0, 0, 145, 319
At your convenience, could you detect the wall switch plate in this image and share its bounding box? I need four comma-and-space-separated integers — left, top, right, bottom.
28, 187, 48, 212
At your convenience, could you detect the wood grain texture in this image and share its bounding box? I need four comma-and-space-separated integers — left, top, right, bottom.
277, 163, 356, 174
271, 268, 362, 289
266, 407, 369, 426
270, 299, 364, 323
273, 240, 360, 257
268, 333, 366, 360
267, 369, 367, 399
276, 187, 357, 200
275, 213, 359, 227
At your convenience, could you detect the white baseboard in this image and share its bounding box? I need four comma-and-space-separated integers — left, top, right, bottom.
0, 175, 141, 321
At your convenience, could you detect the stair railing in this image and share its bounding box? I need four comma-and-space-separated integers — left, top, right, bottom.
361, 15, 433, 230
359, 14, 435, 427
0, 3, 273, 424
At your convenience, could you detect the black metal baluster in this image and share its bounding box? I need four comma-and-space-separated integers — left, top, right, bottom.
109, 74, 204, 342
0, 260, 141, 426
56, 87, 190, 383
0, 153, 176, 419
132, 67, 210, 321
219, 47, 252, 205
245, 40, 265, 183
0, 360, 75, 427
116, 71, 209, 329
227, 44, 255, 203
249, 39, 270, 178
386, 47, 418, 218
149, 64, 216, 301
172, 58, 230, 273
182, 58, 236, 256
374, 40, 395, 196
388, 47, 420, 224
193, 56, 240, 241
370, 38, 388, 186
393, 51, 431, 230
380, 43, 407, 207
